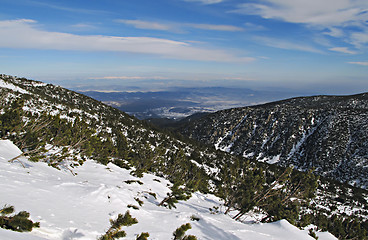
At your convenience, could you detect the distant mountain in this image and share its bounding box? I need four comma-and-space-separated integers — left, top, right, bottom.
80, 87, 306, 119
179, 93, 368, 189
145, 112, 210, 129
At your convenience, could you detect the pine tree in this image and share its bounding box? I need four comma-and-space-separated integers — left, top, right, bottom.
99, 211, 138, 240
136, 232, 149, 240
173, 223, 197, 240
158, 183, 192, 209
0, 205, 40, 232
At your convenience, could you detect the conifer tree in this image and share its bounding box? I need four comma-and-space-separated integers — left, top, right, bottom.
99, 211, 138, 240
158, 183, 192, 209
136, 232, 149, 240
0, 99, 24, 139
173, 223, 197, 240
0, 205, 40, 232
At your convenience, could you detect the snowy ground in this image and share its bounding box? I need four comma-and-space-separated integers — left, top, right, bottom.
0, 140, 336, 240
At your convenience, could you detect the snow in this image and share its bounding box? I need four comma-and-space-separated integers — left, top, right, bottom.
267, 154, 281, 164
257, 154, 281, 164
243, 152, 255, 158
0, 79, 30, 94
31, 83, 48, 87
286, 117, 325, 161
0, 140, 336, 240
215, 115, 247, 152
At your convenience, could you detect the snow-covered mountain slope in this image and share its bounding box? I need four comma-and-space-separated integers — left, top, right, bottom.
179, 93, 368, 189
0, 140, 336, 240
0, 74, 213, 191
1, 74, 367, 239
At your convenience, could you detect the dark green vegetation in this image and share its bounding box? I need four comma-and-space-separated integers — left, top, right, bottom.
158, 183, 193, 209
99, 211, 138, 240
0, 205, 40, 232
1, 75, 367, 239
173, 223, 197, 240
178, 93, 368, 189
136, 232, 150, 240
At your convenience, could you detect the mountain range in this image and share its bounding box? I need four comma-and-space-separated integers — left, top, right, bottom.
0, 74, 367, 239
80, 87, 307, 119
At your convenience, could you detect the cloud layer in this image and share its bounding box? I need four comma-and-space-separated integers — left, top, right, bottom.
329, 47, 357, 54
348, 61, 368, 66
254, 36, 322, 53
116, 20, 173, 31
232, 0, 368, 27
183, 0, 224, 5
0, 19, 253, 63
231, 0, 368, 49
117, 19, 243, 32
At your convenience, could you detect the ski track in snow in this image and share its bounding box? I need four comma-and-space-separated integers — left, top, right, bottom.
0, 140, 336, 240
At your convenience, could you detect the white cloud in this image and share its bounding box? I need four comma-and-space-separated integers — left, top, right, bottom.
254, 36, 323, 53
29, 1, 108, 15
188, 23, 243, 31
350, 29, 368, 48
329, 47, 357, 54
348, 61, 368, 66
231, 0, 368, 27
183, 0, 224, 5
116, 20, 173, 31
231, 0, 368, 50
118, 19, 243, 32
243, 22, 267, 31
0, 19, 253, 63
323, 27, 345, 37
70, 23, 98, 31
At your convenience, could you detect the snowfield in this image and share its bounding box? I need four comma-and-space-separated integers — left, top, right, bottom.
0, 140, 336, 240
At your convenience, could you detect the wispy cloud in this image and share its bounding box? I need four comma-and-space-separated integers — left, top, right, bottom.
329, 47, 357, 54
28, 0, 108, 15
323, 27, 345, 38
243, 22, 267, 31
70, 23, 98, 31
231, 0, 368, 49
182, 0, 224, 5
117, 19, 243, 32
187, 23, 243, 31
254, 36, 323, 53
0, 19, 253, 63
116, 19, 173, 31
231, 0, 368, 27
350, 30, 368, 48
348, 61, 368, 66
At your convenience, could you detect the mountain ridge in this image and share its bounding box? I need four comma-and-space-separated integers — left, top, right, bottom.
178, 92, 368, 189
1, 74, 367, 239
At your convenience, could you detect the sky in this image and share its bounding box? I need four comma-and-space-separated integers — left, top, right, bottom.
0, 0, 368, 94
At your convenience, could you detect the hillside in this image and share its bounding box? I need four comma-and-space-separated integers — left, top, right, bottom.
178, 93, 368, 189
0, 74, 367, 239
0, 139, 338, 240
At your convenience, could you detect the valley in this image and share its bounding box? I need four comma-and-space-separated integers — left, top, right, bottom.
80, 87, 306, 120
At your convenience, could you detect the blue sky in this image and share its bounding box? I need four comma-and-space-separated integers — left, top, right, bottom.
1, 0, 368, 94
